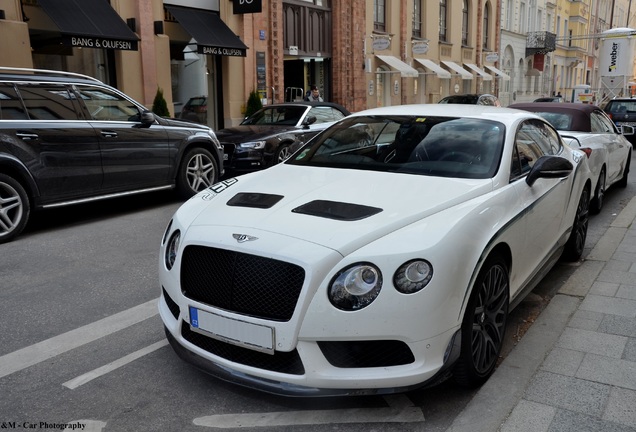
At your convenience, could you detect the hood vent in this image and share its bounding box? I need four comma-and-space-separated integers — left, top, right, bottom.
227, 193, 284, 209
292, 200, 383, 221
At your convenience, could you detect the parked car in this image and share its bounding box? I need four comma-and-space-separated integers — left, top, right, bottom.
509, 102, 632, 213
533, 96, 565, 103
0, 67, 224, 244
216, 101, 350, 173
438, 93, 501, 106
179, 96, 207, 124
159, 104, 592, 396
603, 97, 636, 144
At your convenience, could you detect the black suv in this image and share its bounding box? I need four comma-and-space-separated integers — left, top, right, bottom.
603, 97, 636, 143
0, 67, 224, 244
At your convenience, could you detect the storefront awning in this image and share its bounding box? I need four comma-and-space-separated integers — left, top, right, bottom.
464, 63, 493, 81
166, 5, 247, 57
38, 0, 139, 51
484, 65, 511, 81
441, 61, 473, 80
375, 55, 419, 78
413, 58, 451, 79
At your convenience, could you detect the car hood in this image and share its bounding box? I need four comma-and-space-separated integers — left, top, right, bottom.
216, 125, 299, 143
183, 164, 493, 255
160, 117, 211, 130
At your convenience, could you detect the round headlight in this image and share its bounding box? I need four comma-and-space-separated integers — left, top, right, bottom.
328, 263, 382, 311
165, 230, 181, 270
394, 259, 433, 294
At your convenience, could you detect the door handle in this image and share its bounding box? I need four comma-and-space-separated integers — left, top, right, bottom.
16, 132, 39, 141
100, 131, 118, 138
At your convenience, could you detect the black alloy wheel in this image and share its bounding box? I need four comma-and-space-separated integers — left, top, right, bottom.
590, 168, 605, 214
617, 151, 631, 188
562, 187, 590, 262
454, 254, 509, 387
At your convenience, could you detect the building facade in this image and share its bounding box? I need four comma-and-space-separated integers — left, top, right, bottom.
1, 0, 634, 130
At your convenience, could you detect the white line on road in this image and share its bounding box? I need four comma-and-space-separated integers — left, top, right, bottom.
63, 339, 169, 389
0, 298, 159, 379
193, 394, 425, 428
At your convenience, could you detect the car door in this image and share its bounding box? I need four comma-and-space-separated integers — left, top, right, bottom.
74, 84, 171, 192
11, 82, 102, 203
509, 120, 572, 294
591, 109, 628, 184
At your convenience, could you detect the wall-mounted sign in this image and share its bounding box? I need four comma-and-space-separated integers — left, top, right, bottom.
394, 80, 399, 95
259, 30, 265, 40
289, 46, 299, 55
412, 41, 429, 55
368, 80, 374, 96
233, 0, 262, 14
64, 36, 138, 51
372, 36, 391, 51
485, 52, 499, 63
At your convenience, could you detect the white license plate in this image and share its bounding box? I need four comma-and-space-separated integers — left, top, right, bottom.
189, 306, 274, 353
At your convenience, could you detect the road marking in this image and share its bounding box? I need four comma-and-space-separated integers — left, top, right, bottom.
193, 394, 424, 428
0, 298, 158, 379
63, 340, 169, 389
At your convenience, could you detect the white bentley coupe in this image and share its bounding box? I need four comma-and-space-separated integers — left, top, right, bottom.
159, 105, 592, 396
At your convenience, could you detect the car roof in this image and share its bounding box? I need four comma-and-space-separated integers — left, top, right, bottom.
509, 102, 604, 132
0, 67, 104, 86
261, 101, 351, 115
349, 104, 538, 125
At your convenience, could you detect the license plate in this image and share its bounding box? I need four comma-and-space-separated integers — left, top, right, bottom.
189, 306, 274, 353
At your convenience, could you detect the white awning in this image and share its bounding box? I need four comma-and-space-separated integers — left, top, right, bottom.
484, 65, 511, 81
441, 61, 473, 79
413, 58, 451, 79
463, 63, 493, 81
375, 55, 419, 78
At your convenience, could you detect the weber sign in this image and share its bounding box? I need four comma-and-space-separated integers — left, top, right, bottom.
599, 28, 636, 77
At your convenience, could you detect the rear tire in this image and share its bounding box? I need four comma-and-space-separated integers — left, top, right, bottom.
176, 147, 218, 199
454, 253, 509, 388
0, 173, 30, 244
562, 187, 589, 262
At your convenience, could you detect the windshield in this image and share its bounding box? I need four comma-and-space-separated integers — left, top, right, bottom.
287, 115, 505, 179
606, 100, 636, 113
241, 106, 307, 126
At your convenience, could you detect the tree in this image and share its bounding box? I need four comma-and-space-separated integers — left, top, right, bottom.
244, 90, 263, 117
152, 87, 171, 117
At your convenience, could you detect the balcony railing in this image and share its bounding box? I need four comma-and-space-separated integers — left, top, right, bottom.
526, 31, 557, 56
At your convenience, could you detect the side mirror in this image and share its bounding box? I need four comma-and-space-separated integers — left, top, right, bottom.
302, 115, 317, 128
526, 155, 573, 187
140, 110, 156, 126
621, 125, 634, 136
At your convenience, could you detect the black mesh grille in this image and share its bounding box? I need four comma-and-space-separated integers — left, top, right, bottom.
318, 341, 415, 368
181, 246, 305, 321
162, 287, 180, 320
181, 323, 305, 375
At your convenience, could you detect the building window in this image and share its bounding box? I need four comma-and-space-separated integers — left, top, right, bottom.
413, 1, 422, 38
439, 0, 447, 42
374, 0, 386, 32
483, 1, 490, 49
462, 0, 469, 46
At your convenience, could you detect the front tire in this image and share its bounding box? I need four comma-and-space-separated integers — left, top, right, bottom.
454, 254, 509, 387
562, 187, 589, 262
176, 147, 218, 199
274, 143, 292, 165
590, 168, 605, 214
0, 173, 30, 244
617, 151, 631, 188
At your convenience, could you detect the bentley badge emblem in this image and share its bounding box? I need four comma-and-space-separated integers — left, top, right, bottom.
233, 234, 258, 243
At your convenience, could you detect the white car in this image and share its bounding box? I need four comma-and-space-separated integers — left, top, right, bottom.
159, 105, 592, 396
509, 102, 633, 213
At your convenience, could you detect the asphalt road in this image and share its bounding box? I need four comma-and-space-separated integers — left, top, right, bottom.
0, 153, 634, 432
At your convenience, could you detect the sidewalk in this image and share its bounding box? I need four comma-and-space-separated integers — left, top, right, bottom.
447, 195, 636, 432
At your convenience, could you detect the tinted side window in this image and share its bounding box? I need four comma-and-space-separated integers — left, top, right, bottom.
591, 111, 616, 133
0, 83, 28, 120
16, 84, 81, 120
307, 107, 347, 124
75, 85, 141, 122
511, 120, 560, 179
